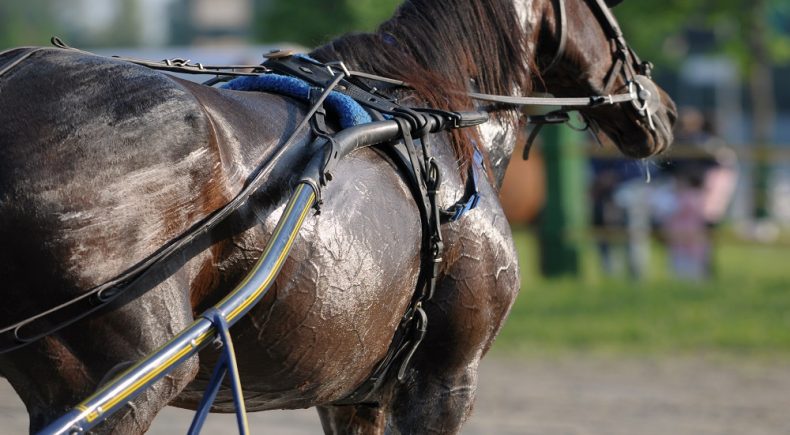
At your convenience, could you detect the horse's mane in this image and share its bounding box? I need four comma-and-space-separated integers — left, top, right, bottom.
311, 0, 533, 170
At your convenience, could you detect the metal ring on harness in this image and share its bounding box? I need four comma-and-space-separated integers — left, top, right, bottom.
629, 80, 648, 113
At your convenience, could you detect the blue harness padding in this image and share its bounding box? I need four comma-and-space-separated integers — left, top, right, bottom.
222, 73, 372, 129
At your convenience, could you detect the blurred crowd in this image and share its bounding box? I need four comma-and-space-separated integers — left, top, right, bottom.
590, 107, 738, 281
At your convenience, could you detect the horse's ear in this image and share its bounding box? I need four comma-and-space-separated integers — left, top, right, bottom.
605, 0, 624, 7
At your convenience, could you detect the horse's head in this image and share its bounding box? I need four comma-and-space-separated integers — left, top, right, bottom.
528, 0, 677, 157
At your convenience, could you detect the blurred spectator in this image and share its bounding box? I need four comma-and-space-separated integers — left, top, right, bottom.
591, 167, 626, 275
589, 159, 646, 279
590, 107, 739, 282
662, 173, 709, 280
614, 177, 653, 281
658, 107, 738, 279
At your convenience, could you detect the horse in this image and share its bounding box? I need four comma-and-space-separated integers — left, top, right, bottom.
0, 0, 675, 433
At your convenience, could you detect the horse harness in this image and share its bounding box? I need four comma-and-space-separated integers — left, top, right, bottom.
0, 43, 487, 403
0, 0, 662, 404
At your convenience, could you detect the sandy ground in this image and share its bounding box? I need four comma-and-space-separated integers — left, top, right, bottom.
1, 355, 789, 434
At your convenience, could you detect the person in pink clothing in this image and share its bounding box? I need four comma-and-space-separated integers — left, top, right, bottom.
660, 108, 738, 280
664, 173, 709, 280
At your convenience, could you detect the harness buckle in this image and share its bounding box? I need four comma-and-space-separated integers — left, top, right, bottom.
431, 239, 444, 263
540, 111, 571, 123
626, 80, 640, 105
263, 48, 295, 59
396, 305, 428, 382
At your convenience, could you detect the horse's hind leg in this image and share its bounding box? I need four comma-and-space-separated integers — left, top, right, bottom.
318, 351, 480, 435
85, 273, 200, 435
316, 365, 478, 435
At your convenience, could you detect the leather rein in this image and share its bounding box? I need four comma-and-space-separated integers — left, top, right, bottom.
0, 0, 661, 355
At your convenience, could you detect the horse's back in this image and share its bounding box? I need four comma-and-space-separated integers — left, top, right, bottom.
0, 48, 313, 293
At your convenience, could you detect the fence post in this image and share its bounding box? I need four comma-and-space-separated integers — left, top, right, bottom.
538, 124, 586, 277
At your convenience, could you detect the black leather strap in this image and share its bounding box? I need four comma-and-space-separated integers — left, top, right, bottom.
335, 117, 443, 403
0, 46, 48, 78
264, 56, 402, 114
542, 0, 567, 75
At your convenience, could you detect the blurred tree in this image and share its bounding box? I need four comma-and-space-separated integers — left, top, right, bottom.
616, 0, 789, 68
98, 0, 141, 47
345, 0, 402, 30
253, 0, 400, 47
0, 1, 62, 48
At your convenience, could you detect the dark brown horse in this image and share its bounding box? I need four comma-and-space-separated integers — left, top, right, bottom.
0, 0, 675, 433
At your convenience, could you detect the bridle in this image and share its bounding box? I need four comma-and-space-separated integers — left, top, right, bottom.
577, 0, 661, 131
467, 0, 662, 157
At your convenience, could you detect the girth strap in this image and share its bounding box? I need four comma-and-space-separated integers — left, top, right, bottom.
333, 118, 441, 404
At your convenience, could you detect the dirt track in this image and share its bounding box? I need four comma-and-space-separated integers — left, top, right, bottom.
1, 356, 789, 434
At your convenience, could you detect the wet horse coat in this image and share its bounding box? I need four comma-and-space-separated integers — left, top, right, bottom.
0, 0, 675, 433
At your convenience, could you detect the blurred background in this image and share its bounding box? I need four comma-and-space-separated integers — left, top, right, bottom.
1, 0, 789, 434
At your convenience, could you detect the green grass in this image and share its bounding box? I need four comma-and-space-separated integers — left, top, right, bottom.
492, 228, 790, 357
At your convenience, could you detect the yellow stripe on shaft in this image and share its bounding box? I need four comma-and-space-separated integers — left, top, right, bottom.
227, 188, 314, 322
76, 184, 315, 425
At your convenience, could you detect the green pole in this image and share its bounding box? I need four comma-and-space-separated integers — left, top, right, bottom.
538, 124, 586, 277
